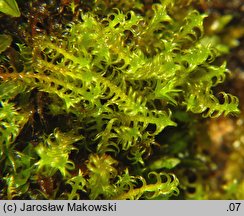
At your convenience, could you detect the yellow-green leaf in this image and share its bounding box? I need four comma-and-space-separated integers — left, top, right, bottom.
0, 0, 20, 17
0, 34, 12, 53
149, 157, 181, 170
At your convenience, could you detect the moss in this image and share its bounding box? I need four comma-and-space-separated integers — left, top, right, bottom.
0, 0, 241, 199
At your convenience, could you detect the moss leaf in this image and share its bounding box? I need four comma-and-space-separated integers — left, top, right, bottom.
0, 34, 12, 53
0, 0, 20, 17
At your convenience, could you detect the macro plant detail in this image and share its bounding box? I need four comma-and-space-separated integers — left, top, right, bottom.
0, 0, 241, 199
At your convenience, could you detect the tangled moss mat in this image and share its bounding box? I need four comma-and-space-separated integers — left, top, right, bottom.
0, 0, 243, 199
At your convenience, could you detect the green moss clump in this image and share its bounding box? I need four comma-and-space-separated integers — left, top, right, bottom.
0, 0, 240, 199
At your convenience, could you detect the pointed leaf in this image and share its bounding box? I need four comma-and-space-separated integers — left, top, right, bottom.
0, 0, 21, 17
0, 34, 12, 53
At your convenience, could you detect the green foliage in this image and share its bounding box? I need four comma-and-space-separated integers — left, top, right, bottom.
0, 0, 20, 17
3, 143, 35, 199
35, 129, 83, 177
0, 0, 240, 199
87, 154, 118, 199
0, 101, 29, 170
0, 34, 12, 54
64, 155, 179, 200
65, 170, 87, 200
148, 157, 180, 170
114, 171, 179, 200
